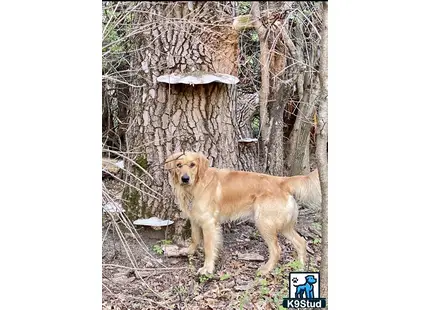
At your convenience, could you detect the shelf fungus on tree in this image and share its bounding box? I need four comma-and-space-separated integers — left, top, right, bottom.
157, 71, 239, 86
102, 201, 125, 213
133, 217, 174, 230
238, 138, 258, 143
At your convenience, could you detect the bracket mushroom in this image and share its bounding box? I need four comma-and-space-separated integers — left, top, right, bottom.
157, 71, 239, 85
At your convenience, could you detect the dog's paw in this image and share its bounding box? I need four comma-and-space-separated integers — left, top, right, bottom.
197, 265, 214, 275
257, 263, 273, 276
257, 267, 270, 276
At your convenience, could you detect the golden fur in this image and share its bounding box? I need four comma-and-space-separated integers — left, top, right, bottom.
165, 151, 321, 275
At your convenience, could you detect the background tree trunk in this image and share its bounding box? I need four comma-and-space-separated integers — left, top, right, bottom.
285, 4, 321, 176
115, 65, 130, 152
285, 77, 319, 175
102, 81, 115, 151
316, 1, 329, 301
236, 91, 259, 172
266, 17, 303, 176
125, 1, 240, 240
250, 2, 308, 176
251, 2, 270, 172
251, 2, 290, 175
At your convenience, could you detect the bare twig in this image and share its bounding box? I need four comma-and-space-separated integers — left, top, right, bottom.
102, 263, 188, 271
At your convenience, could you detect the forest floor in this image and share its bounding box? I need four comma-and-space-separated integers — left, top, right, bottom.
102, 201, 323, 310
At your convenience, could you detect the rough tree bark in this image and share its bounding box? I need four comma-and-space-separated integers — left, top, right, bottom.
125, 1, 240, 240
316, 1, 328, 301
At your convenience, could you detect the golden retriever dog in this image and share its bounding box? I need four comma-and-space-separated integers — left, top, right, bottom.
165, 151, 321, 275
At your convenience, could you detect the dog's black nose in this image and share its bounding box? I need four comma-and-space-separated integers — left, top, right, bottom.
181, 175, 190, 183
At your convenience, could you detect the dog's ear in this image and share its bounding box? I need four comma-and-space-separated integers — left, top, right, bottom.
196, 152, 209, 181
165, 152, 185, 172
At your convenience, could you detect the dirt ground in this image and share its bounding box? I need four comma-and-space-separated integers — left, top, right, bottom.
102, 204, 322, 310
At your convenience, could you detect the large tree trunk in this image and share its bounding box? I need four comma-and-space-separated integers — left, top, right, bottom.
316, 1, 329, 301
125, 1, 240, 240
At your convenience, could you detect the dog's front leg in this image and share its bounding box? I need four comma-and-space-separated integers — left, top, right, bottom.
188, 220, 202, 255
197, 220, 221, 275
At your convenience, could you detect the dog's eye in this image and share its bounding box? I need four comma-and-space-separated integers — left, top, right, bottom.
176, 163, 182, 168
189, 162, 195, 168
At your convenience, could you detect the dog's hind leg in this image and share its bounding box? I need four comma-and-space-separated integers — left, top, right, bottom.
282, 226, 306, 268
188, 220, 202, 255
197, 220, 222, 275
281, 197, 306, 268
255, 216, 282, 275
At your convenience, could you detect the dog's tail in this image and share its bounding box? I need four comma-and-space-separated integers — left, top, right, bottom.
283, 169, 322, 209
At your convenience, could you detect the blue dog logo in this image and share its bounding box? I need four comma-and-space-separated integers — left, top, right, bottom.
284, 272, 326, 308
293, 275, 317, 299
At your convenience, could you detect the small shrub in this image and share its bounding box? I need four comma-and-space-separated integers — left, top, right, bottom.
152, 244, 163, 255
287, 260, 303, 271
198, 274, 213, 283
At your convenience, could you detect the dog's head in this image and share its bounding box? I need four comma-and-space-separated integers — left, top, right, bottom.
165, 151, 209, 187
305, 275, 317, 284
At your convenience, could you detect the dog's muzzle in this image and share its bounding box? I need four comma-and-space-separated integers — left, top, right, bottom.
181, 174, 190, 184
